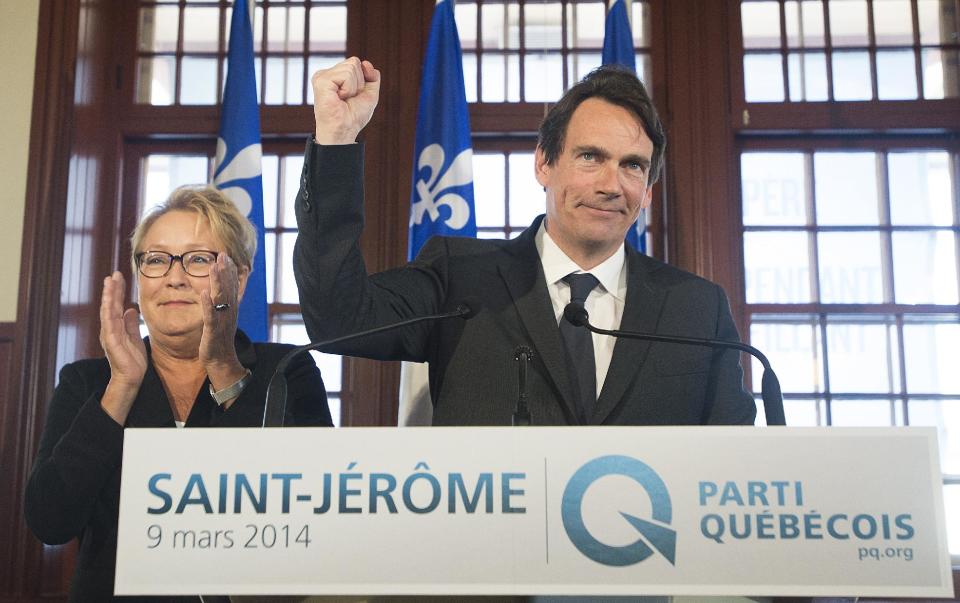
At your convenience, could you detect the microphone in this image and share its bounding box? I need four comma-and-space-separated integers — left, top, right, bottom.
563, 302, 786, 426
263, 298, 481, 427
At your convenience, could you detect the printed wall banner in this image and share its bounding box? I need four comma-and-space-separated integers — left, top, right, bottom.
115, 427, 952, 597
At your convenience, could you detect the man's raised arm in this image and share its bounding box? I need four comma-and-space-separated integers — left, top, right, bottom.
293, 58, 445, 361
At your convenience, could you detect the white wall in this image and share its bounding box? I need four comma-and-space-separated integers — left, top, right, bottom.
0, 0, 40, 322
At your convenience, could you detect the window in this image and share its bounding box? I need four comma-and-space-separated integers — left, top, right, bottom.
742, 144, 960, 555
741, 0, 960, 102
738, 1, 960, 557
136, 0, 346, 105
472, 147, 543, 240
455, 0, 652, 102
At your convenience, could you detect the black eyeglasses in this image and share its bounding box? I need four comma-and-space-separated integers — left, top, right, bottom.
135, 250, 219, 278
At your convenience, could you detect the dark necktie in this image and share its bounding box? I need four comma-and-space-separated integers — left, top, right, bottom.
559, 273, 600, 422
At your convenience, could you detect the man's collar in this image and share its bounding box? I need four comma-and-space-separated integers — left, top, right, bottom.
535, 221, 626, 301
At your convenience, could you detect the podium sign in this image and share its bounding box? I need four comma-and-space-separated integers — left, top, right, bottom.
115, 427, 952, 597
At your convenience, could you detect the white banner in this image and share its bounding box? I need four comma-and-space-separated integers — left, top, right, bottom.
115, 427, 952, 597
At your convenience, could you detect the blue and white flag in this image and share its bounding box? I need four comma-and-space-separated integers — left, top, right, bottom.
602, 0, 637, 72
400, 0, 476, 425
601, 0, 646, 253
407, 0, 476, 259
213, 0, 268, 341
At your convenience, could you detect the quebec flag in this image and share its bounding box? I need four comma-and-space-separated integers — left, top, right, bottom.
407, 0, 477, 259
213, 0, 268, 341
602, 0, 646, 254
400, 0, 476, 425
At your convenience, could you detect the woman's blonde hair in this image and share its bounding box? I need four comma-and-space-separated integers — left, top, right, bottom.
130, 186, 257, 274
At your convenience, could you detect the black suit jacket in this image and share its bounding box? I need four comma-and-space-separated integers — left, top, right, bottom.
24, 332, 332, 602
294, 142, 755, 426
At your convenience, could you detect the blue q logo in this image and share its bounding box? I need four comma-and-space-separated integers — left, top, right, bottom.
561, 455, 677, 566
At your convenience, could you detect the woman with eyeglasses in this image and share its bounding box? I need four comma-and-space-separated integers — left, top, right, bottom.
25, 186, 332, 602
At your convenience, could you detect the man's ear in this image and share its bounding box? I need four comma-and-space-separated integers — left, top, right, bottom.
640, 184, 654, 211
534, 145, 551, 189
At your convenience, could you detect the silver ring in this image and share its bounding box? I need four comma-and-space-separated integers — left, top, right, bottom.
214, 303, 230, 312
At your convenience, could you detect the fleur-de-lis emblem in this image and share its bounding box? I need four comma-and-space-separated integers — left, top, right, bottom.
213, 137, 262, 217
410, 144, 473, 229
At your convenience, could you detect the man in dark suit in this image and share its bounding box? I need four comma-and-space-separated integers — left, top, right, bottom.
294, 57, 756, 426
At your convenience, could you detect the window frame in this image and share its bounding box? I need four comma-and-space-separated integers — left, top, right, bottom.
729, 0, 960, 131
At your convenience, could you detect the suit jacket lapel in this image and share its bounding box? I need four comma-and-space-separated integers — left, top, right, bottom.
592, 249, 667, 424
498, 218, 580, 423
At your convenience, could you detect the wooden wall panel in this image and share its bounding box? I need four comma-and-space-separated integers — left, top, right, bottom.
659, 0, 750, 345
0, 0, 79, 596
660, 0, 739, 294
1, 0, 119, 599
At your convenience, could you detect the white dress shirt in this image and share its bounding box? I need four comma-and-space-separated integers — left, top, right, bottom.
535, 223, 627, 399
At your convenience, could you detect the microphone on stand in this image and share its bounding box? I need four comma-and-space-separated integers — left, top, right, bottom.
563, 302, 786, 426
263, 299, 481, 427
513, 345, 534, 426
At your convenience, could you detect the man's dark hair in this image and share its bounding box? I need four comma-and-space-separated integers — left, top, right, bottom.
537, 64, 666, 185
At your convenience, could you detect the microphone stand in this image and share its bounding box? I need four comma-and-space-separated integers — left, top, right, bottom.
513, 346, 533, 426
563, 303, 786, 426
262, 303, 476, 427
